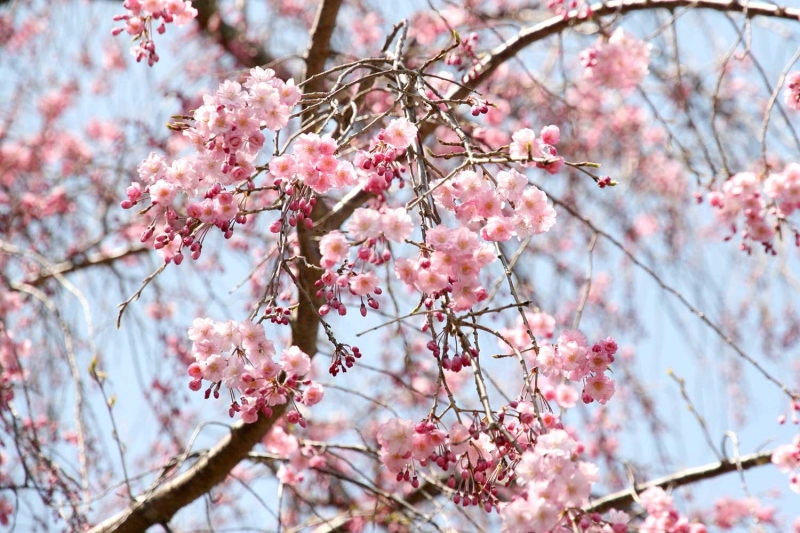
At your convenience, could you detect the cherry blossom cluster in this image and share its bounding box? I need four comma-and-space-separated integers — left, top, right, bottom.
432, 167, 557, 243
765, 163, 800, 218
112, 0, 198, 66
375, 359, 622, 521
378, 418, 505, 510
785, 72, 800, 111
351, 117, 418, 194
580, 28, 652, 90
0, 295, 27, 391
264, 426, 326, 486
771, 433, 800, 493
547, 0, 594, 19
316, 207, 412, 317
0, 328, 28, 402
711, 497, 775, 529
638, 487, 707, 533
501, 317, 619, 406
122, 67, 301, 264
707, 164, 800, 252
396, 225, 495, 312
501, 311, 556, 344
500, 430, 614, 532
267, 117, 416, 234
269, 133, 355, 198
509, 126, 564, 172
186, 318, 323, 424
537, 331, 618, 405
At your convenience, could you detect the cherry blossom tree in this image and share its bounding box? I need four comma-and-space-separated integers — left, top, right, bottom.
1, 0, 800, 531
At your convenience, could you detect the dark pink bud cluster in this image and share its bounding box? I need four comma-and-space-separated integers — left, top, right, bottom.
271, 194, 317, 233
186, 318, 323, 424
328, 344, 361, 376
355, 147, 407, 195
112, 0, 197, 66
445, 32, 479, 69
597, 175, 614, 188
263, 306, 291, 326
468, 96, 490, 117
316, 233, 391, 318
424, 334, 476, 373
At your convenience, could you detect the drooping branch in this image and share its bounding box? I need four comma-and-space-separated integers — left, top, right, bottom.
585, 449, 775, 513
447, 0, 800, 102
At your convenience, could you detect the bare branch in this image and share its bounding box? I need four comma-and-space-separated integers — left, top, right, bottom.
21, 245, 149, 287
585, 450, 774, 513
303, 0, 345, 96
447, 0, 800, 102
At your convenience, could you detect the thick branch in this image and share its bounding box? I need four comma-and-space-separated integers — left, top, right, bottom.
87, 409, 286, 533
190, 0, 295, 77
302, 0, 344, 96
316, 188, 374, 233
585, 449, 774, 514
448, 0, 800, 101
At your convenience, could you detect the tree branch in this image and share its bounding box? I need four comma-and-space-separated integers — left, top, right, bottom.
302, 0, 344, 96
20, 245, 149, 287
87, 410, 288, 533
89, 2, 343, 531
190, 0, 291, 76
585, 449, 774, 514
447, 0, 800, 102
315, 188, 374, 233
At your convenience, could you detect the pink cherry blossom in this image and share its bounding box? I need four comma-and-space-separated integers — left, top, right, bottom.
319, 231, 350, 268
555, 384, 578, 408
584, 373, 616, 404
377, 418, 414, 455
280, 346, 311, 377
581, 28, 651, 90
509, 128, 543, 161
382, 118, 417, 149
379, 208, 413, 242
302, 382, 324, 406
785, 71, 800, 111
349, 272, 380, 295
346, 208, 382, 241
